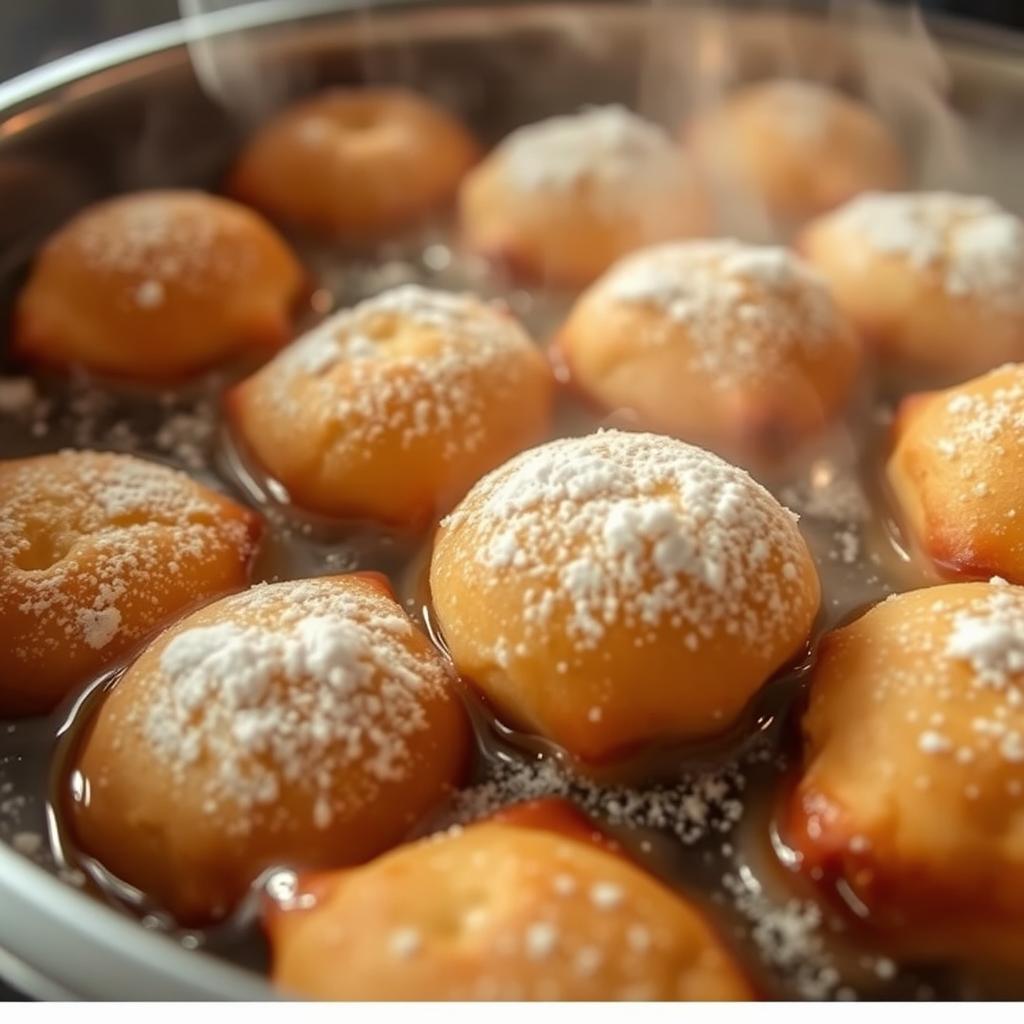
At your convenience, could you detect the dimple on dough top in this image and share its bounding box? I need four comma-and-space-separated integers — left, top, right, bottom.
0, 450, 260, 715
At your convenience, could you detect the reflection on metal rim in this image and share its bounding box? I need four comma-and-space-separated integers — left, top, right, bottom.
0, 839, 272, 999
0, 0, 379, 114
0, 0, 1023, 117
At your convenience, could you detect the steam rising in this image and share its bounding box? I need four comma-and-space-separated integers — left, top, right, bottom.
178, 0, 972, 237
177, 0, 322, 121
633, 0, 969, 236
831, 0, 969, 187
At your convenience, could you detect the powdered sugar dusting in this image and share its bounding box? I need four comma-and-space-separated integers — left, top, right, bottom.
443, 755, 745, 846
78, 606, 122, 650
860, 581, 1024, 775
600, 240, 846, 388
827, 192, 1024, 307
257, 285, 540, 458
932, 364, 1024, 456
724, 869, 846, 1001
440, 430, 813, 656
123, 579, 453, 832
363, 820, 744, 1000
916, 365, 1024, 543
498, 105, 687, 193
133, 279, 166, 309
945, 583, 1024, 692
0, 450, 255, 660
70, 192, 258, 294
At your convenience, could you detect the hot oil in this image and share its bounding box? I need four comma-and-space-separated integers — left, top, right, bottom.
0, 202, 1012, 1000
0, 220, 987, 995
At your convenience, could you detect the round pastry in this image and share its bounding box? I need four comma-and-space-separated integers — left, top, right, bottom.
556, 240, 861, 460
688, 79, 905, 226
0, 451, 261, 717
14, 190, 304, 380
265, 813, 754, 999
429, 430, 820, 761
69, 574, 470, 924
888, 363, 1024, 582
459, 105, 711, 287
787, 580, 1024, 959
798, 191, 1024, 378
227, 285, 553, 527
228, 87, 479, 241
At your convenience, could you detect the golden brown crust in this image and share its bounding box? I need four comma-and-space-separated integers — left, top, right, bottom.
227, 286, 554, 527
228, 88, 480, 240
887, 364, 1024, 582
14, 190, 304, 380
799, 192, 1024, 379
429, 430, 820, 760
69, 574, 470, 924
459, 106, 711, 288
787, 582, 1024, 961
556, 240, 862, 462
265, 815, 755, 1000
688, 80, 905, 225
0, 450, 261, 716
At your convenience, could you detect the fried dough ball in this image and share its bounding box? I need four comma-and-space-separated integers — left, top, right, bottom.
429, 430, 820, 761
227, 285, 553, 527
459, 105, 711, 287
556, 240, 861, 460
799, 192, 1024, 378
69, 575, 470, 924
888, 364, 1024, 582
0, 451, 260, 717
14, 190, 304, 380
228, 88, 479, 240
265, 811, 754, 999
688, 80, 905, 226
787, 581, 1024, 960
